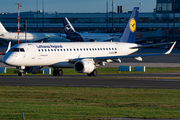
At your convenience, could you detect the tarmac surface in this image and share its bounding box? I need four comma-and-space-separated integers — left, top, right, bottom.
0, 73, 180, 89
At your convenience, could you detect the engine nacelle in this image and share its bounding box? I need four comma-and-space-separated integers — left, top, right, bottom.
74, 60, 95, 73
23, 66, 43, 74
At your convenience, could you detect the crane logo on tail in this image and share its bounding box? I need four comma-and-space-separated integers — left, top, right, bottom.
65, 24, 72, 33
129, 18, 136, 33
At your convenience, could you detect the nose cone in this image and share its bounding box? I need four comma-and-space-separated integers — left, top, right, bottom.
3, 54, 13, 66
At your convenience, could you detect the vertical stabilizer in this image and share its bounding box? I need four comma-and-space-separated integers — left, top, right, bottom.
0, 22, 8, 33
62, 17, 84, 42
114, 7, 139, 43
62, 17, 76, 34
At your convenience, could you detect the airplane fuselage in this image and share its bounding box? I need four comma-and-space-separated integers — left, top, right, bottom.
79, 33, 121, 41
0, 32, 70, 42
3, 42, 138, 68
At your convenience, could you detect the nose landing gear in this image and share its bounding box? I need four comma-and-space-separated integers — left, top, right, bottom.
18, 70, 24, 76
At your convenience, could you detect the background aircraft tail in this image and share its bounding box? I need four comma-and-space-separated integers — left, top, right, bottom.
62, 17, 76, 34
0, 22, 8, 33
62, 17, 84, 42
114, 7, 139, 43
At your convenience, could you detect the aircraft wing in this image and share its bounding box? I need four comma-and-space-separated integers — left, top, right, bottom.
32, 37, 50, 42
69, 41, 176, 63
131, 42, 174, 49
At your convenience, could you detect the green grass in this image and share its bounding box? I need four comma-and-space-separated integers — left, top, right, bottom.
1, 67, 180, 75
0, 86, 180, 119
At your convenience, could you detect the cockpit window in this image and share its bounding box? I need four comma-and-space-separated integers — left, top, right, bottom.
10, 48, 25, 52
10, 48, 19, 52
20, 48, 25, 52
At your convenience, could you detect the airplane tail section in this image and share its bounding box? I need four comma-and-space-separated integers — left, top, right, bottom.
114, 7, 139, 43
0, 22, 8, 33
62, 17, 76, 34
62, 17, 84, 42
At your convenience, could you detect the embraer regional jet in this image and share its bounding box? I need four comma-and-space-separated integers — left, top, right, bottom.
61, 17, 121, 42
3, 7, 176, 76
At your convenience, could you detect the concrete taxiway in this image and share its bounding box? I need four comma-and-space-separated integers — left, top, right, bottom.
0, 74, 180, 89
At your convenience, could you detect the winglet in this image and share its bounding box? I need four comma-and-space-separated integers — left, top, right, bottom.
164, 41, 176, 55
5, 41, 11, 53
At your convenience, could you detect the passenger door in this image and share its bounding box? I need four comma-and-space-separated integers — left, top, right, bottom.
28, 44, 36, 59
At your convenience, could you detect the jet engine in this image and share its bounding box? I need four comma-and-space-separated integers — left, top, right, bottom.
74, 60, 95, 73
23, 66, 43, 74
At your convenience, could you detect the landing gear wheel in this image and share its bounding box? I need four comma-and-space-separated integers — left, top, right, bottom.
87, 73, 92, 77
87, 69, 98, 77
92, 69, 97, 77
58, 69, 63, 76
53, 70, 58, 76
18, 72, 24, 76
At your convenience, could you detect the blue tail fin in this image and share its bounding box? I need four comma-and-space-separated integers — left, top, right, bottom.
114, 7, 139, 43
62, 17, 84, 42
62, 17, 76, 34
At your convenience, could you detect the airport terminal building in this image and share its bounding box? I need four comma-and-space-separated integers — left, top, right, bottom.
0, 0, 180, 44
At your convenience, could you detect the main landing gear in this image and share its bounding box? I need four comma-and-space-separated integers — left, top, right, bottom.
52, 69, 98, 77
87, 69, 97, 77
53, 69, 63, 76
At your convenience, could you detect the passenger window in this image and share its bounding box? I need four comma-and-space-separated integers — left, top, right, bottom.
115, 48, 117, 50
38, 49, 40, 52
100, 48, 102, 50
95, 48, 97, 51
109, 48, 111, 50
42, 49, 43, 52
45, 49, 47, 52
86, 48, 88, 51
67, 49, 69, 51
77, 48, 79, 51
64, 49, 66, 51
103, 48, 105, 50
60, 49, 62, 51
112, 48, 114, 50
106, 48, 108, 50
48, 49, 50, 52
74, 49, 76, 51
83, 48, 85, 51
70, 49, 72, 51
57, 49, 59, 51
80, 48, 82, 51
98, 48, 99, 50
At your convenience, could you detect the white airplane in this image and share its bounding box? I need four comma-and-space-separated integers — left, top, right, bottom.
3, 7, 176, 76
0, 22, 70, 43
61, 17, 121, 42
